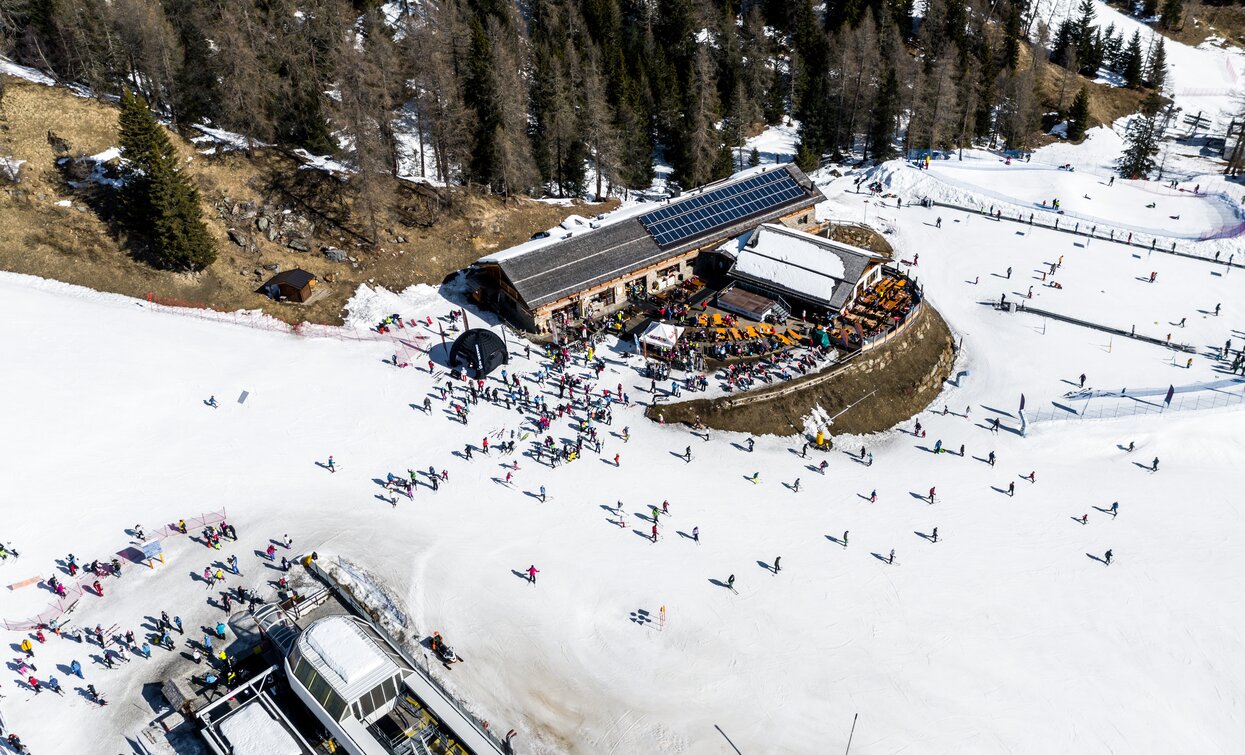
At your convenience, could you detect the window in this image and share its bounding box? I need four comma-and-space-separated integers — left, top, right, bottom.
590, 287, 616, 306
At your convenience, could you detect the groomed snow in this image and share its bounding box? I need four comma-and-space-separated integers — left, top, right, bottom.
219, 701, 304, 755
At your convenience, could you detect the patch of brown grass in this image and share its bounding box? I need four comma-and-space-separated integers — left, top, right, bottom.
0, 78, 611, 325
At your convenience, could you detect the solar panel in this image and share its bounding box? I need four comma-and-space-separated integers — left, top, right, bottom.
640, 169, 808, 248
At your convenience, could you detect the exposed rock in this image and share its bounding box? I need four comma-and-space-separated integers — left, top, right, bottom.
256, 216, 270, 232
227, 228, 250, 248
323, 247, 347, 263
263, 263, 281, 272
266, 224, 279, 242
287, 238, 311, 252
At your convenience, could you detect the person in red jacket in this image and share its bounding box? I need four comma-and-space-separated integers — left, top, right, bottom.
526, 565, 539, 585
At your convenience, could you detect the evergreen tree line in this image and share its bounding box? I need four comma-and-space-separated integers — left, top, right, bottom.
0, 0, 1167, 201
1051, 0, 1168, 90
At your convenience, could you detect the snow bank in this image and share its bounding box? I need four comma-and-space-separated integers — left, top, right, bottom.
0, 56, 55, 86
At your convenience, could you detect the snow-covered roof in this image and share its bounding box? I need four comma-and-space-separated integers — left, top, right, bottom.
297, 616, 400, 703
218, 700, 304, 755
729, 224, 880, 311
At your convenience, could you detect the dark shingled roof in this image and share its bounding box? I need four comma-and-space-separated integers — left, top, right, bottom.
266, 268, 316, 289
494, 164, 824, 310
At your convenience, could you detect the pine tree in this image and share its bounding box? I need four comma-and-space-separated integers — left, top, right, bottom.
1117, 111, 1160, 179
118, 90, 216, 271
1142, 0, 1159, 17
748, 147, 761, 167
1145, 37, 1168, 90
866, 67, 900, 161
1067, 87, 1091, 141
1122, 31, 1144, 88
1160, 0, 1184, 31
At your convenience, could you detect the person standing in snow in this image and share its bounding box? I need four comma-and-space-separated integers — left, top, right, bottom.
988, 451, 995, 467
1007, 481, 1015, 496
746, 438, 755, 452
684, 446, 692, 463
888, 549, 896, 564
692, 526, 700, 544
928, 487, 936, 504
842, 531, 849, 548
539, 485, 546, 503
326, 455, 336, 473
1079, 373, 1086, 388
793, 478, 801, 492
1026, 471, 1036, 483
931, 527, 939, 543
1151, 457, 1159, 472
773, 556, 782, 573
1104, 549, 1113, 565
727, 574, 736, 591
207, 396, 218, 408
869, 490, 877, 503
1110, 502, 1119, 518
651, 523, 659, 542
527, 565, 539, 585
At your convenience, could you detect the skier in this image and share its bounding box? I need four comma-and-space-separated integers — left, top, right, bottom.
662, 500, 670, 515
934, 439, 942, 454
93, 580, 103, 596
1104, 549, 1113, 565
842, 531, 849, 548
988, 451, 996, 467
692, 526, 700, 544
792, 478, 801, 492
327, 455, 335, 473
1026, 471, 1036, 483
1081, 514, 1088, 525
539, 485, 547, 503
1151, 457, 1159, 472
70, 659, 82, 678
207, 395, 218, 408
931, 527, 939, 543
869, 490, 877, 503
928, 486, 936, 504
614, 453, 620, 466
727, 574, 736, 591
651, 523, 659, 542
526, 565, 539, 585
750, 472, 760, 484
1079, 373, 1086, 388
1110, 502, 1119, 518
1126, 441, 1135, 453
685, 445, 692, 463
1006, 266, 1012, 279
48, 676, 62, 695
819, 460, 828, 474
773, 556, 782, 574
888, 549, 895, 565
1008, 481, 1015, 497
746, 437, 755, 452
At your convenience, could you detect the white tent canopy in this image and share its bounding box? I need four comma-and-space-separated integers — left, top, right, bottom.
640, 322, 685, 349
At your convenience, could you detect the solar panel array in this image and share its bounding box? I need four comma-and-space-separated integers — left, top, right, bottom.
640, 169, 808, 248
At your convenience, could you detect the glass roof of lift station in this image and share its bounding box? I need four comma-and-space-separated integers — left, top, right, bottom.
288, 615, 411, 724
